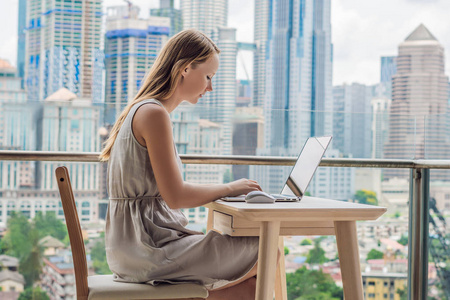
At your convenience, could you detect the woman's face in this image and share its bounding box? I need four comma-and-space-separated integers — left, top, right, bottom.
179, 53, 219, 104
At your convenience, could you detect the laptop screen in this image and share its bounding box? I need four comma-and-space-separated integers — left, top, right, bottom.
280, 136, 332, 197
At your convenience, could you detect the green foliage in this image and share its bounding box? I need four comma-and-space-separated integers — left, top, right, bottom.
366, 249, 384, 261
0, 212, 32, 258
90, 239, 112, 275
286, 266, 343, 300
397, 235, 408, 246
396, 284, 407, 300
18, 286, 50, 300
394, 211, 401, 218
33, 211, 67, 241
353, 189, 378, 206
284, 246, 290, 256
304, 191, 311, 196
306, 240, 328, 265
0, 212, 65, 288
19, 228, 44, 287
300, 238, 312, 246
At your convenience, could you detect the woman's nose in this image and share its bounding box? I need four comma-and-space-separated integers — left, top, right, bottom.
206, 81, 213, 92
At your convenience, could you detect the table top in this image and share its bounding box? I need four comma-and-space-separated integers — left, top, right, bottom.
206, 196, 387, 222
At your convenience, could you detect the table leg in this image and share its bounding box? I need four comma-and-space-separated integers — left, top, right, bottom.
256, 221, 281, 300
335, 221, 363, 300
275, 237, 287, 300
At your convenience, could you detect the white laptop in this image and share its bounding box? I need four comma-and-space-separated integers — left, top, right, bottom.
220, 136, 332, 202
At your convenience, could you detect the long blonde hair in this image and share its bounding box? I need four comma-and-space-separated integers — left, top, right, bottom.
100, 29, 220, 161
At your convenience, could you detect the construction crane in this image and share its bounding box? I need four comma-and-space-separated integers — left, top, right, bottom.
123, 0, 133, 19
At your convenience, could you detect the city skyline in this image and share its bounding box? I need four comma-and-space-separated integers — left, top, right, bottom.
2, 0, 450, 86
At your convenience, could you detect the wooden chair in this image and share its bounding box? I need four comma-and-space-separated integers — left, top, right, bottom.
55, 166, 209, 300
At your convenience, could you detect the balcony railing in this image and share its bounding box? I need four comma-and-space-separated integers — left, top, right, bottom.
2, 150, 449, 300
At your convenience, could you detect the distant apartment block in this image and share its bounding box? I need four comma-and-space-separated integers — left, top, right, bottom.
0, 255, 24, 295
362, 273, 407, 300
41, 252, 78, 300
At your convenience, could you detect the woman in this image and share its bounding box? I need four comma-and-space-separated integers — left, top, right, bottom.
100, 29, 261, 299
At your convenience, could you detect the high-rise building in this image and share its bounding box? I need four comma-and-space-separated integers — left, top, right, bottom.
371, 97, 391, 159
378, 56, 397, 99
25, 0, 103, 102
254, 0, 338, 195
181, 0, 227, 37
104, 6, 170, 124
0, 59, 36, 190
384, 24, 450, 180
253, 0, 270, 108
380, 56, 397, 84
38, 88, 100, 191
150, 0, 183, 36
181, 1, 235, 155
232, 107, 264, 180
17, 0, 27, 87
203, 27, 237, 155
333, 83, 373, 158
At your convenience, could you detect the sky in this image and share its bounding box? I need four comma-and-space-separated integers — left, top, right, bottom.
1, 0, 450, 86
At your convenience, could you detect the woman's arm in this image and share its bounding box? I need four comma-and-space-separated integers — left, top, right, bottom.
133, 103, 261, 209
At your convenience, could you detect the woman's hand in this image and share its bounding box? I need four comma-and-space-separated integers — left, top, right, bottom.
225, 179, 262, 197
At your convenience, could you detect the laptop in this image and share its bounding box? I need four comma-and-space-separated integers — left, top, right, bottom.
220, 136, 332, 202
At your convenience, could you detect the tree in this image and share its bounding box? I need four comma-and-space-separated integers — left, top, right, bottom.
396, 284, 407, 300
286, 266, 343, 300
0, 212, 32, 258
19, 229, 44, 287
300, 238, 312, 246
397, 235, 408, 246
18, 286, 49, 300
33, 211, 67, 241
353, 190, 378, 206
366, 249, 384, 261
90, 235, 112, 275
284, 246, 290, 256
306, 240, 328, 265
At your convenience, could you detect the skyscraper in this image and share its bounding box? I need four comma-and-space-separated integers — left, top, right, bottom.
254, 0, 339, 195
253, 0, 270, 108
181, 0, 227, 37
181, 0, 235, 155
333, 83, 373, 158
263, 0, 332, 153
25, 0, 103, 101
150, 0, 183, 36
371, 97, 391, 159
384, 24, 450, 180
17, 0, 27, 87
104, 6, 170, 124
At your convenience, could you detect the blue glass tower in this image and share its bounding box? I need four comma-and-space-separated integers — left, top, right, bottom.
17, 0, 27, 88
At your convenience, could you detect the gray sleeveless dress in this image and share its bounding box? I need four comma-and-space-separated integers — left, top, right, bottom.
105, 99, 259, 290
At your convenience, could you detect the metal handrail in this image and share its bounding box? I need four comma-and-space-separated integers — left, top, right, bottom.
1, 150, 446, 300
1, 150, 450, 169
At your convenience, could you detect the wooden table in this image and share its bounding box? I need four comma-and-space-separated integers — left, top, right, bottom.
205, 196, 386, 300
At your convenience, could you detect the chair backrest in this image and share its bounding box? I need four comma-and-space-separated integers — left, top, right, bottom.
55, 166, 89, 299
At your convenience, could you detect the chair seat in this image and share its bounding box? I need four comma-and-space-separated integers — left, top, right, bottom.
88, 275, 209, 300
